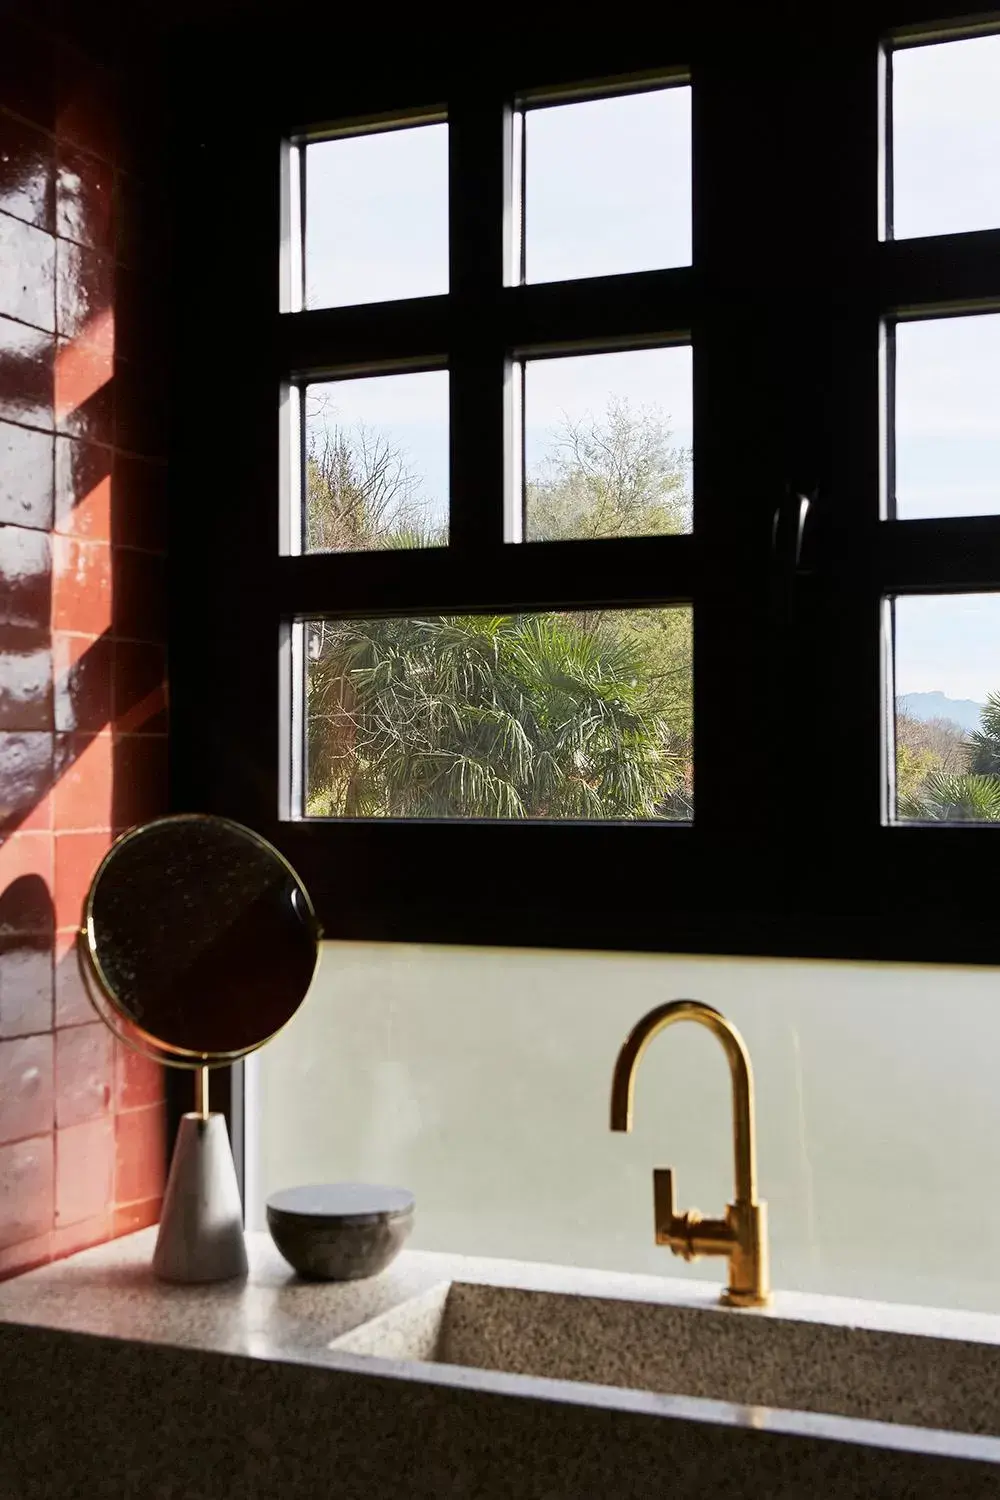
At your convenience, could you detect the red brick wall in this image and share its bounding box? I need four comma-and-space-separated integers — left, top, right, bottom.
0, 12, 169, 1277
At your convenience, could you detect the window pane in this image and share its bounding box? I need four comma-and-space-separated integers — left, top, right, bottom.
304, 124, 448, 308
253, 951, 1000, 1313
892, 593, 1000, 821
302, 371, 448, 553
891, 34, 1000, 241
522, 347, 692, 540
893, 314, 1000, 520
304, 608, 692, 819
524, 87, 691, 283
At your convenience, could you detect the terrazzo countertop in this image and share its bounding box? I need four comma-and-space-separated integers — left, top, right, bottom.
4, 1228, 1000, 1361
0, 1229, 453, 1364
3, 1232, 1000, 1497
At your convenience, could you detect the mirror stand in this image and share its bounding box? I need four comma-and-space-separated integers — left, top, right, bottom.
77, 813, 321, 1287
152, 1064, 248, 1284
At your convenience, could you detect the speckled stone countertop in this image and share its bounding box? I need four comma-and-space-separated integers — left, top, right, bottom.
4, 1232, 1000, 1497
0, 1228, 455, 1363
4, 1228, 1000, 1359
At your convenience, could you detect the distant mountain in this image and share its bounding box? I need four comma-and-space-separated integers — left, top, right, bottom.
896, 691, 984, 733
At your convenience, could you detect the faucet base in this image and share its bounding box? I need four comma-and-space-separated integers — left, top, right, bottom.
722, 1198, 771, 1309
720, 1287, 772, 1309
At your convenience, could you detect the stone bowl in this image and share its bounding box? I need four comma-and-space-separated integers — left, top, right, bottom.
266, 1183, 415, 1282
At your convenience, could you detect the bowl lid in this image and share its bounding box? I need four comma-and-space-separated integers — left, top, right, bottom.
266, 1182, 414, 1224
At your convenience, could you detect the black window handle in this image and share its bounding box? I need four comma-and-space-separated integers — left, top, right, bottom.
771, 490, 814, 626
772, 490, 812, 574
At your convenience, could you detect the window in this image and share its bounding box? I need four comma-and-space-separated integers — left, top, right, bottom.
881, 30, 1000, 861
300, 370, 450, 552
889, 32, 1000, 241
302, 121, 448, 308
890, 313, 1000, 520
304, 608, 693, 820
521, 346, 693, 541
278, 78, 701, 856
173, 10, 1000, 964
520, 85, 692, 283
891, 593, 1000, 822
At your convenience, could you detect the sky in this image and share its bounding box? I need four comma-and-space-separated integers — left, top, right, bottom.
302, 38, 1000, 702
895, 594, 1000, 705
895, 314, 1000, 523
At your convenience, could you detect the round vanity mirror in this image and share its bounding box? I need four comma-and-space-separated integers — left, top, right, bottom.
80, 814, 321, 1066
78, 814, 322, 1285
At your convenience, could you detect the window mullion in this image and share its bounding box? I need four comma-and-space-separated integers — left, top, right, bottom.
447, 90, 511, 554
787, 38, 884, 901
687, 39, 789, 888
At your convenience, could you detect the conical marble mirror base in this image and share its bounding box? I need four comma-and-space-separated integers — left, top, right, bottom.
152, 1113, 248, 1284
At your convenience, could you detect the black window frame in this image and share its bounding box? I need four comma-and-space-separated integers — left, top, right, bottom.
167, 7, 1000, 967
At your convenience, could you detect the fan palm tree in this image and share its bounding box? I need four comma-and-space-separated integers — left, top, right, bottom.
966, 692, 1000, 776
307, 612, 684, 820
898, 771, 1000, 822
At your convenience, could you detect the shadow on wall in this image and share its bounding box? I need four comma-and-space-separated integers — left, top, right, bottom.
0, 11, 170, 1278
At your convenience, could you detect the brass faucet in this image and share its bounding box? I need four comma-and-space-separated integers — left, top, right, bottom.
610, 1000, 771, 1308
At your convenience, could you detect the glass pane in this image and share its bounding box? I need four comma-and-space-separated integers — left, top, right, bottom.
304, 608, 692, 819
893, 314, 1000, 520
523, 347, 692, 540
891, 34, 1000, 240
304, 124, 448, 308
252, 949, 1000, 1313
893, 593, 1000, 821
524, 87, 691, 283
303, 371, 448, 552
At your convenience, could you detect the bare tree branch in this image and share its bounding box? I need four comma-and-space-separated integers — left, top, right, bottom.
526, 398, 691, 541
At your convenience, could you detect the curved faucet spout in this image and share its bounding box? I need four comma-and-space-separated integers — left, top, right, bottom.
610, 999, 770, 1307
609, 999, 757, 1207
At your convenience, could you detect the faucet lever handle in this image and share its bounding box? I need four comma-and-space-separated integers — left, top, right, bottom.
653, 1167, 676, 1245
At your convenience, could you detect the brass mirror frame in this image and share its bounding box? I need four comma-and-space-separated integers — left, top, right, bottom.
77, 813, 323, 1073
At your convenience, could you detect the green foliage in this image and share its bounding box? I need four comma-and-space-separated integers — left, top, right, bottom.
895, 700, 1000, 821
894, 707, 976, 818
307, 611, 688, 820
526, 399, 690, 542
304, 397, 695, 822
966, 691, 1000, 776
305, 396, 1000, 828
619, 608, 693, 751
896, 742, 943, 806
898, 771, 1000, 822
895, 709, 968, 775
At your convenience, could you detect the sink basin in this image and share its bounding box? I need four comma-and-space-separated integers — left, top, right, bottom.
331, 1278, 1000, 1438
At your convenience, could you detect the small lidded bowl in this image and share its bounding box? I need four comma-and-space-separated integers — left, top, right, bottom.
266, 1183, 415, 1281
